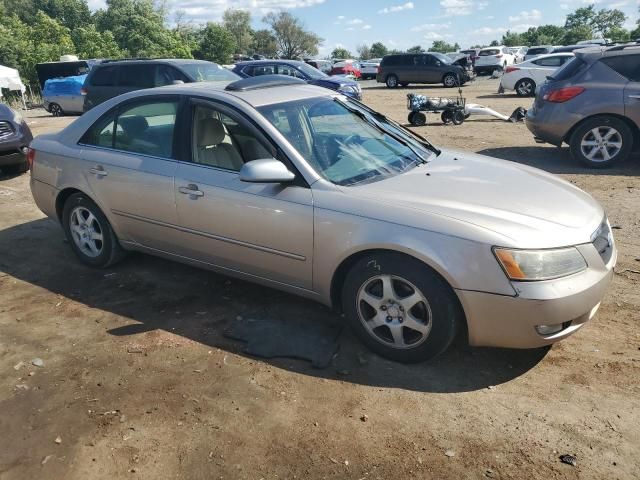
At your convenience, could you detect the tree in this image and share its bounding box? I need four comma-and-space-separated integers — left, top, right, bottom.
251, 29, 278, 57
195, 23, 236, 64
631, 7, 640, 39
407, 45, 425, 53
489, 40, 500, 47
369, 42, 388, 58
263, 11, 323, 59
34, 0, 91, 30
356, 44, 371, 60
71, 25, 123, 59
331, 47, 351, 59
222, 9, 253, 55
565, 4, 627, 39
502, 31, 524, 47
563, 24, 593, 44
428, 41, 459, 53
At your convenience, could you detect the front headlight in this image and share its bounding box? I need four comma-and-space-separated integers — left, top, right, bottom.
339, 85, 357, 94
494, 247, 587, 281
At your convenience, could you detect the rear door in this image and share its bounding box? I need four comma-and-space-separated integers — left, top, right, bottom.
79, 96, 182, 251
607, 54, 640, 128
85, 65, 121, 109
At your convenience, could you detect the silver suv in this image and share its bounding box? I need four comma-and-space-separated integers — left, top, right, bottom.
526, 44, 640, 168
29, 75, 615, 362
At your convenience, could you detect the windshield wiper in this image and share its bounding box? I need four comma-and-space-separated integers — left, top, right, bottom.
341, 98, 442, 156
335, 99, 433, 164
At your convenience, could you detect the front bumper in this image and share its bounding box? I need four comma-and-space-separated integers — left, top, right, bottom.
0, 148, 27, 167
457, 242, 616, 349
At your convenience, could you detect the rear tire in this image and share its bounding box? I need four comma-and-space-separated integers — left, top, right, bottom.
569, 116, 633, 168
515, 78, 536, 97
411, 112, 426, 126
342, 252, 461, 363
49, 103, 64, 117
386, 75, 399, 88
452, 110, 465, 125
62, 193, 125, 268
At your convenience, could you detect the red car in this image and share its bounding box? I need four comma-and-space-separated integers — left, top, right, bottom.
330, 61, 361, 79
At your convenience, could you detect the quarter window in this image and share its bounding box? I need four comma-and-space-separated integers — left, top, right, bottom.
533, 56, 565, 67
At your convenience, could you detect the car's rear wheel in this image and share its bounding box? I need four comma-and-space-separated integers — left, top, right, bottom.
515, 78, 536, 97
49, 103, 64, 117
341, 252, 461, 363
569, 116, 633, 168
62, 193, 125, 268
386, 75, 398, 88
443, 73, 458, 88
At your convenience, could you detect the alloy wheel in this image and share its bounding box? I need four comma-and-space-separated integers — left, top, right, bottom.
580, 126, 623, 163
356, 274, 432, 349
69, 206, 104, 258
50, 104, 62, 117
517, 80, 534, 96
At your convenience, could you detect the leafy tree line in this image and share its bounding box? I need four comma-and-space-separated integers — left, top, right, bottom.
0, 0, 323, 85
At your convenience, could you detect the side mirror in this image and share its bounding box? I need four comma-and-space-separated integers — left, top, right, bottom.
239, 159, 295, 183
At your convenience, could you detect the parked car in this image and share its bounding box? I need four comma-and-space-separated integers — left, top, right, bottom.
509, 46, 528, 63
360, 58, 382, 80
233, 60, 362, 100
552, 44, 599, 54
0, 104, 33, 175
460, 48, 481, 67
500, 53, 575, 97
524, 46, 555, 61
526, 44, 640, 167
377, 53, 471, 88
474, 46, 516, 74
305, 59, 332, 74
29, 75, 616, 362
82, 59, 240, 112
330, 61, 361, 78
43, 74, 87, 116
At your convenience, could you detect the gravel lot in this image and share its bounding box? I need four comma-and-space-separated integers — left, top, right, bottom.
1, 77, 639, 480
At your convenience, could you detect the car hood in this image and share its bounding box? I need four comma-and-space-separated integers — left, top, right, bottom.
344, 150, 603, 248
313, 77, 358, 88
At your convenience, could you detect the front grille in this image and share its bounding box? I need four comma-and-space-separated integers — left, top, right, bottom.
0, 121, 15, 140
591, 218, 614, 264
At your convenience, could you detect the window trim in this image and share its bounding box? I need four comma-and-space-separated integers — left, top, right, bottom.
78, 94, 183, 162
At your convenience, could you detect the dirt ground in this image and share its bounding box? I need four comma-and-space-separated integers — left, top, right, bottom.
1, 77, 639, 480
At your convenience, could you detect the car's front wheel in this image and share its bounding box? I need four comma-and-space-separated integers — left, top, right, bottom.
385, 75, 398, 88
62, 193, 125, 268
569, 116, 633, 168
341, 252, 461, 363
443, 73, 458, 88
515, 78, 536, 97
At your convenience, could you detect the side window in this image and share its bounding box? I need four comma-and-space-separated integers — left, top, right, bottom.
118, 65, 155, 88
155, 65, 188, 86
191, 105, 272, 171
534, 56, 564, 67
114, 101, 178, 158
253, 64, 276, 76
90, 66, 118, 87
277, 65, 304, 78
602, 56, 640, 82
81, 112, 118, 148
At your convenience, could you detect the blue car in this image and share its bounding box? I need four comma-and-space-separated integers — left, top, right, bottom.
232, 60, 362, 100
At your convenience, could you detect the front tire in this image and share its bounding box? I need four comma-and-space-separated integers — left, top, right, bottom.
341, 252, 462, 363
569, 116, 632, 168
443, 73, 458, 88
62, 193, 125, 268
515, 78, 536, 97
386, 75, 399, 88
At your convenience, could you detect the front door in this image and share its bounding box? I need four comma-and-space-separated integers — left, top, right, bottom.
79, 97, 182, 251
173, 100, 314, 290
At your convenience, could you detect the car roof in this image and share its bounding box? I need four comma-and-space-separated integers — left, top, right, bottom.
236, 59, 304, 67
574, 44, 640, 61
97, 59, 214, 67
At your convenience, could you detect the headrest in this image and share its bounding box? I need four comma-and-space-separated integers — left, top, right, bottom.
197, 117, 225, 147
118, 116, 148, 135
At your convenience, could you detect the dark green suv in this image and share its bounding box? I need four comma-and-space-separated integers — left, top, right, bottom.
376, 53, 471, 88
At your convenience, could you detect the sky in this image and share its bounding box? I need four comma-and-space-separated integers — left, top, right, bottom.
88, 0, 639, 56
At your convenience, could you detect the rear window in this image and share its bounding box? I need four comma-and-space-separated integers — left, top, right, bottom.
460, 50, 476, 56
549, 57, 587, 81
90, 65, 118, 87
527, 48, 550, 56
601, 55, 640, 82
479, 49, 499, 56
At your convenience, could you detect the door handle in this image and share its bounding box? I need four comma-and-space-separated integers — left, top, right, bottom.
179, 184, 204, 197
90, 166, 108, 177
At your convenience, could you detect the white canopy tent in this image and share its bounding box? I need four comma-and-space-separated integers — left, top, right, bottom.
0, 64, 27, 108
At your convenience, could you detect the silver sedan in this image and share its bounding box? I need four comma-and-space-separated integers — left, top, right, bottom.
29, 76, 616, 362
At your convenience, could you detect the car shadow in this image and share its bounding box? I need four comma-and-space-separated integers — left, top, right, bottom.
363, 84, 468, 91
478, 145, 640, 176
0, 218, 549, 393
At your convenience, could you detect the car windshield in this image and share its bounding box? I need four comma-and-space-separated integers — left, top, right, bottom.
431, 53, 453, 64
295, 62, 328, 79
181, 63, 240, 82
258, 97, 437, 186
